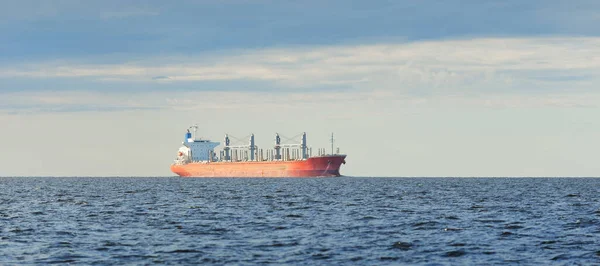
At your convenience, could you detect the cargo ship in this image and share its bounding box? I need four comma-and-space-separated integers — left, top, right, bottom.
170, 125, 347, 177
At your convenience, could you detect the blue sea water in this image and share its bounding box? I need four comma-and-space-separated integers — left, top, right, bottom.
1, 177, 599, 265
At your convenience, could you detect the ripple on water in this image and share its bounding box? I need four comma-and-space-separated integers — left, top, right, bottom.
1, 177, 599, 265
161, 249, 203, 254
444, 250, 466, 257
504, 224, 524, 229
391, 241, 412, 250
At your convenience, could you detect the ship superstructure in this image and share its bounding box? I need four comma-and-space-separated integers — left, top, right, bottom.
171, 125, 346, 177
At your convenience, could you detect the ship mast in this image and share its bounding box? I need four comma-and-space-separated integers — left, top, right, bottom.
330, 133, 334, 155
189, 124, 199, 140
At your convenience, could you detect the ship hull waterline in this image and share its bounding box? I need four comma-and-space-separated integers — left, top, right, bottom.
171, 155, 346, 178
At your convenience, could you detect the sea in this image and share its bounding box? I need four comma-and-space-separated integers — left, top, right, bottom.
1, 177, 599, 265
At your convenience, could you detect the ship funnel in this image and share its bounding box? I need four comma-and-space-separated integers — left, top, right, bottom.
185, 130, 192, 143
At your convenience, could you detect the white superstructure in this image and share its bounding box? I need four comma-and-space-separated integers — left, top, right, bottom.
175, 125, 220, 164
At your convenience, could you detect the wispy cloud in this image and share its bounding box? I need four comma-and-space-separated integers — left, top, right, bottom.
2, 37, 600, 90
0, 91, 163, 114
2, 37, 600, 113
3, 89, 599, 115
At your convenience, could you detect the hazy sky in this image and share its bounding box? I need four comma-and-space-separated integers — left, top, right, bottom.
2, 0, 600, 177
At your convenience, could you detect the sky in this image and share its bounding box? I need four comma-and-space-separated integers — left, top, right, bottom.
2, 0, 600, 177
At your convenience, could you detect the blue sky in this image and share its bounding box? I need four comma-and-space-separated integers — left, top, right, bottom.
1, 0, 600, 176
3, 1, 600, 61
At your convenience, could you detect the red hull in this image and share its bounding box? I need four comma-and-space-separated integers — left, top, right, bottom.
171, 155, 346, 177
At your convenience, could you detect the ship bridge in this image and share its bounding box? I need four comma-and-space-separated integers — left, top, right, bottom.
177, 125, 220, 163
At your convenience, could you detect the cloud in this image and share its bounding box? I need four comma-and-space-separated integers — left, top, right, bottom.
2, 0, 600, 66
0, 91, 163, 114
1, 37, 600, 113
2, 88, 599, 115
2, 37, 600, 91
